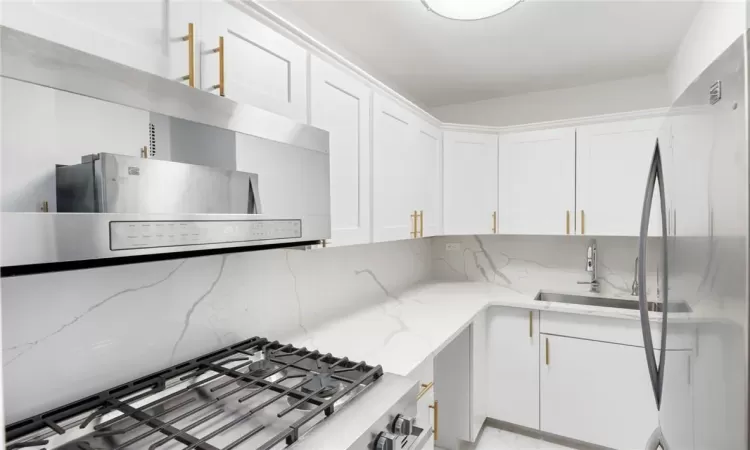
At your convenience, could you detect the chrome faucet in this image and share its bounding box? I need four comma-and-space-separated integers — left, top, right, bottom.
631, 257, 639, 296
577, 238, 600, 293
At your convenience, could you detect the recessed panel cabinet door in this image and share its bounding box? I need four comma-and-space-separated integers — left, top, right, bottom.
415, 120, 442, 237
372, 94, 418, 242
540, 334, 657, 449
1, 1, 199, 83
310, 56, 371, 246
443, 131, 498, 235
201, 1, 308, 123
487, 307, 539, 429
498, 128, 575, 235
576, 118, 664, 236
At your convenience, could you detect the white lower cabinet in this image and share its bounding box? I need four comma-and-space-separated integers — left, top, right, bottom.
486, 307, 539, 429
410, 357, 436, 450
539, 334, 658, 449
434, 326, 472, 449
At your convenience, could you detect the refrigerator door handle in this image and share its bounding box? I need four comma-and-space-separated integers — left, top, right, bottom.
638, 139, 669, 410
645, 427, 671, 450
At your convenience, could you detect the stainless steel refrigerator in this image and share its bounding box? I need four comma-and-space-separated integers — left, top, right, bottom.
637, 32, 748, 450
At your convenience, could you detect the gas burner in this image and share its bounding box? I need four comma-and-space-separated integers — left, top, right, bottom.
302, 373, 341, 398
236, 355, 287, 388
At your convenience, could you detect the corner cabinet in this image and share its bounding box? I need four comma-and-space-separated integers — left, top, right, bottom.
443, 131, 498, 235
201, 1, 308, 123
372, 95, 441, 242
576, 118, 665, 236
497, 128, 576, 235
486, 307, 539, 429
310, 56, 371, 246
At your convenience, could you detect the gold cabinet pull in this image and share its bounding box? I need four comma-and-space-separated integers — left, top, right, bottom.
580, 209, 585, 235
41, 200, 49, 212
429, 400, 439, 440
492, 211, 497, 234
209, 36, 225, 96
419, 210, 424, 237
417, 381, 433, 400
179, 23, 195, 87
545, 337, 550, 365
529, 311, 533, 338
566, 210, 570, 235
410, 210, 418, 238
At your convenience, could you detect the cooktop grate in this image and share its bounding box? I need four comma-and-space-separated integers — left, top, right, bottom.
6, 337, 383, 450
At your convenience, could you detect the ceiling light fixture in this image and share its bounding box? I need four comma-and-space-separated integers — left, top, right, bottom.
421, 0, 523, 21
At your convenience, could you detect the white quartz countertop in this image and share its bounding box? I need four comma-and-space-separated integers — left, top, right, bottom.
281, 281, 726, 378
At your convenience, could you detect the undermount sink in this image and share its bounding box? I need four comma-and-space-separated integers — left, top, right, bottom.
533, 291, 692, 313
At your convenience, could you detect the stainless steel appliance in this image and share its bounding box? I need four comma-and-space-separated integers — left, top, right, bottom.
0, 27, 331, 274
635, 34, 748, 449
55, 153, 261, 215
3, 338, 431, 450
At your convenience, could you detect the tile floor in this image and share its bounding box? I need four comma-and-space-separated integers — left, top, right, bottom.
471, 427, 578, 450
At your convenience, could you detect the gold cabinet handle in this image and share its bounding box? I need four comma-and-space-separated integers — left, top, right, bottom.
492, 211, 497, 234
580, 209, 585, 235
417, 381, 433, 400
180, 23, 195, 87
529, 311, 533, 338
566, 210, 570, 235
419, 210, 424, 237
41, 200, 49, 212
429, 400, 439, 440
209, 36, 225, 96
410, 210, 418, 238
545, 337, 550, 365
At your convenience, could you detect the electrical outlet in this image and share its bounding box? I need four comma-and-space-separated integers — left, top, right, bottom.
446, 243, 461, 251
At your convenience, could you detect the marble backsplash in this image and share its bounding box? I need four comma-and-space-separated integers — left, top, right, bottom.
1, 239, 431, 423
431, 235, 661, 300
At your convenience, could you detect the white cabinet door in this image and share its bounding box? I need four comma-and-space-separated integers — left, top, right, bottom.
487, 307, 539, 429
470, 310, 487, 442
201, 1, 307, 123
576, 118, 664, 236
310, 56, 371, 246
540, 334, 657, 449
415, 119, 442, 237
1, 79, 149, 212
434, 326, 472, 449
1, 1, 199, 83
498, 128, 575, 235
443, 131, 498, 235
372, 94, 418, 242
410, 357, 436, 444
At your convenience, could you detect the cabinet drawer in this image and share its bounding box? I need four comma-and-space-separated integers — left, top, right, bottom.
540, 311, 695, 350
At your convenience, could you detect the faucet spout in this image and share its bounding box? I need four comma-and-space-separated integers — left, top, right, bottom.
631, 257, 639, 296
578, 238, 599, 293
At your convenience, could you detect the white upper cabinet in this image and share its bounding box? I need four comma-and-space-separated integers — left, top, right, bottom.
372, 94, 419, 242
576, 118, 665, 236
671, 112, 711, 237
414, 119, 443, 237
498, 128, 575, 235
201, 1, 308, 123
1, 1, 199, 84
310, 56, 371, 246
443, 131, 498, 235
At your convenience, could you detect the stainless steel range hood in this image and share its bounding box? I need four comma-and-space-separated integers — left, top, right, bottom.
0, 26, 331, 274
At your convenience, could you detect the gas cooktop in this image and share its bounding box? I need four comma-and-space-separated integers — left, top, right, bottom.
5, 337, 384, 449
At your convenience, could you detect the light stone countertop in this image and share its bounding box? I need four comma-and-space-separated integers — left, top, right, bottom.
281, 281, 737, 378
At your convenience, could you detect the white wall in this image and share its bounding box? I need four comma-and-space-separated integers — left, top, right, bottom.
428, 75, 670, 127
667, 1, 746, 101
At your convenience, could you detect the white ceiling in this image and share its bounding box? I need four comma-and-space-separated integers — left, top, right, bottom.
262, 0, 702, 108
